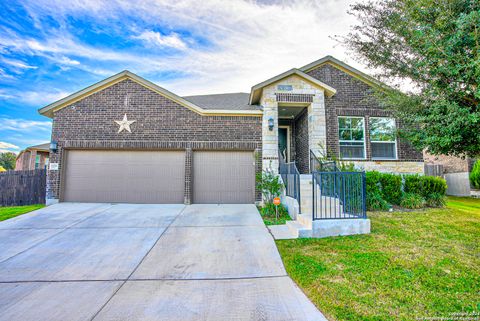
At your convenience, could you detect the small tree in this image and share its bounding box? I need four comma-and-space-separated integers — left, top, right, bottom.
256, 168, 284, 204
0, 152, 16, 170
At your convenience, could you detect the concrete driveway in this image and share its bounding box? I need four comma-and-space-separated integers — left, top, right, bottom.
0, 203, 326, 321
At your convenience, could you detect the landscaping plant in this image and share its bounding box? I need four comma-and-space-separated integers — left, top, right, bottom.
379, 173, 402, 205
470, 160, 480, 189
400, 193, 426, 209
367, 171, 447, 210
256, 168, 284, 216
426, 193, 446, 208
367, 192, 389, 211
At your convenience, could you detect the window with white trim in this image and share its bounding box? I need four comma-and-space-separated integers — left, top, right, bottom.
34, 155, 41, 169
338, 117, 365, 159
370, 117, 397, 159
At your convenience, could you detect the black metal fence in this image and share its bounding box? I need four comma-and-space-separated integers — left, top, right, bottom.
310, 150, 338, 172
312, 171, 366, 220
0, 170, 46, 206
279, 161, 301, 212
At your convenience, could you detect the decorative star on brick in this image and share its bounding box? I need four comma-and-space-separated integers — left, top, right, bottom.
114, 114, 136, 133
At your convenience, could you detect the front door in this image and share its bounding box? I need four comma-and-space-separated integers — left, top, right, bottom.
278, 127, 288, 162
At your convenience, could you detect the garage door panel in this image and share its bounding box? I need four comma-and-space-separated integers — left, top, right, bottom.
63, 150, 185, 203
193, 151, 255, 204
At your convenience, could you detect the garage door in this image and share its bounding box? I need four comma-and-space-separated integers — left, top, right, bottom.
193, 151, 255, 204
63, 150, 185, 203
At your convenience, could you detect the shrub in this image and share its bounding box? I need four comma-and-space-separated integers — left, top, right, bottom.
426, 193, 446, 208
256, 169, 284, 203
400, 193, 426, 209
379, 173, 403, 205
367, 192, 389, 211
470, 160, 480, 189
366, 171, 382, 195
421, 176, 447, 197
404, 174, 447, 198
404, 174, 422, 194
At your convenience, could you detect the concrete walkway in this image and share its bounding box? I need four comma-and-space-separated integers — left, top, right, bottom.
0, 203, 326, 321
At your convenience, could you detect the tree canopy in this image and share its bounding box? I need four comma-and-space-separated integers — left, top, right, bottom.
0, 152, 16, 170
343, 0, 480, 157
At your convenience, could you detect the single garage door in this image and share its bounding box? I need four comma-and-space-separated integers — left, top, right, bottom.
63, 150, 185, 203
193, 151, 255, 204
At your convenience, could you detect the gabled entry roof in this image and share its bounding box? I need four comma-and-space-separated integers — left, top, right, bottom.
38, 70, 263, 118
249, 68, 337, 105
299, 55, 384, 88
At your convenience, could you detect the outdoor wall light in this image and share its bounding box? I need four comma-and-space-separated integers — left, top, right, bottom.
268, 117, 274, 131
50, 141, 58, 153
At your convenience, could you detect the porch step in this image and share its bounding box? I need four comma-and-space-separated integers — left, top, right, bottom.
297, 213, 312, 229
268, 224, 297, 240
286, 220, 312, 238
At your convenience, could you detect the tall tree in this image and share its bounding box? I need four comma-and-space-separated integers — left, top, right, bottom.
343, 0, 480, 157
0, 152, 16, 170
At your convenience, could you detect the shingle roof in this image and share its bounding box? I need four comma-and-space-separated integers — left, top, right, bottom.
29, 143, 50, 151
182, 93, 260, 111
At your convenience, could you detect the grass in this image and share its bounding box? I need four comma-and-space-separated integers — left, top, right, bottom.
276, 197, 480, 321
0, 204, 45, 221
257, 204, 292, 225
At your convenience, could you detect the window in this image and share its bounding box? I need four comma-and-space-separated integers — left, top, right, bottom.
338, 117, 365, 159
370, 117, 397, 159
34, 155, 41, 169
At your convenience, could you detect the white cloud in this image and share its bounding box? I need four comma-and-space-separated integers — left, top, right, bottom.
1, 58, 37, 70
0, 118, 52, 132
20, 90, 72, 105
3, 0, 367, 94
133, 31, 187, 50
58, 56, 80, 66
0, 68, 16, 80
0, 141, 20, 150
0, 141, 20, 154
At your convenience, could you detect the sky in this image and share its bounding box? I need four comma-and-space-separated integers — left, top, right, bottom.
0, 0, 361, 153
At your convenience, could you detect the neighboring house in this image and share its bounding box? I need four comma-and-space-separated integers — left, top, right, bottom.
38, 55, 423, 205
424, 152, 476, 196
15, 143, 50, 171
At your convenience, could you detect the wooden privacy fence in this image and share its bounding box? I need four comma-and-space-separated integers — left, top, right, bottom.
424, 164, 444, 177
0, 170, 46, 206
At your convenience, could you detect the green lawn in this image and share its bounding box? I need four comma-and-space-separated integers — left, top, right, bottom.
0, 204, 45, 221
276, 197, 480, 321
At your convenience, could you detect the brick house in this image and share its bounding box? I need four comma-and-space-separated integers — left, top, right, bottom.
39, 56, 423, 205
15, 143, 50, 171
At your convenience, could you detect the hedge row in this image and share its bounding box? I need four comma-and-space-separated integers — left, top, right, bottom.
366, 171, 447, 211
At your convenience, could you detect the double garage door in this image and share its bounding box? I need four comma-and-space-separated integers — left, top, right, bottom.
62, 150, 255, 204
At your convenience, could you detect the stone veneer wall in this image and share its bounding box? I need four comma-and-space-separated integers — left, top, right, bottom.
305, 64, 423, 167
48, 79, 262, 204
260, 74, 327, 174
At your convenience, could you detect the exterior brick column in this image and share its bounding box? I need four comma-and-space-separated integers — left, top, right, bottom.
184, 147, 192, 205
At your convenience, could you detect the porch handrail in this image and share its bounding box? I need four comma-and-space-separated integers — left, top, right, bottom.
279, 156, 301, 213
310, 150, 338, 172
